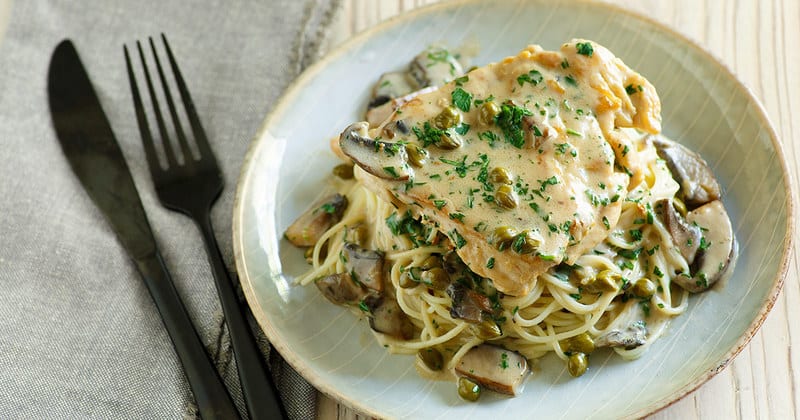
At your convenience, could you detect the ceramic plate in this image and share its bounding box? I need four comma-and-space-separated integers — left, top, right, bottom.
233, 1, 793, 418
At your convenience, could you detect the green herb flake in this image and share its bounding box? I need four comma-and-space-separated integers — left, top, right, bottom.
517, 69, 544, 86
486, 257, 495, 269
630, 229, 643, 241
576, 42, 594, 57
654, 266, 664, 278
452, 87, 473, 112
454, 75, 469, 86
449, 212, 465, 222
449, 229, 467, 248
319, 203, 336, 214
383, 166, 399, 178
602, 216, 610, 230
495, 103, 533, 148
455, 123, 471, 135
564, 75, 578, 86
358, 299, 370, 312
500, 352, 509, 369
699, 236, 711, 251
433, 199, 447, 210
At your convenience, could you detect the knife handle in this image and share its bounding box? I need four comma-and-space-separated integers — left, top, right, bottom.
134, 252, 240, 420
196, 213, 288, 420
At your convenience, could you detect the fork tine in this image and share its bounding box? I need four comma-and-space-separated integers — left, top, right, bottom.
149, 37, 195, 164
136, 40, 179, 169
160, 34, 216, 164
125, 45, 163, 176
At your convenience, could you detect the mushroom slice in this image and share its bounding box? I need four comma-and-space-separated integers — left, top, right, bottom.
408, 45, 464, 88
368, 72, 417, 109
343, 242, 385, 292
678, 200, 735, 292
365, 295, 414, 340
656, 199, 702, 264
651, 136, 721, 208
315, 272, 370, 306
285, 193, 348, 247
339, 122, 413, 181
366, 86, 438, 127
446, 283, 494, 324
595, 321, 647, 350
455, 344, 529, 396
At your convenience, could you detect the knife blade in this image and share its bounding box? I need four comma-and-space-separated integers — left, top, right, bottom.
48, 39, 240, 420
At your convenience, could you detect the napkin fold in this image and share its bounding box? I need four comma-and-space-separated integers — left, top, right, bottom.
0, 0, 341, 418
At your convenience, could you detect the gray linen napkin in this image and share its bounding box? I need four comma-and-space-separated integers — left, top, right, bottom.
0, 0, 341, 418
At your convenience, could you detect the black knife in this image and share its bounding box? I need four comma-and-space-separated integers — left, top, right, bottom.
47, 39, 240, 420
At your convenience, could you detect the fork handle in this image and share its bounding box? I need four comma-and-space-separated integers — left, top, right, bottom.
134, 251, 240, 420
195, 213, 288, 420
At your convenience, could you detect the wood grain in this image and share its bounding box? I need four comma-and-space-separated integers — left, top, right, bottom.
319, 1, 800, 418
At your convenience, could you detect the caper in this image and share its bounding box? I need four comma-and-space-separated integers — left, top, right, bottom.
332, 163, 354, 179
568, 352, 588, 377
479, 101, 501, 125
495, 184, 518, 209
489, 167, 513, 185
457, 377, 481, 402
420, 255, 442, 270
437, 132, 463, 150
560, 332, 595, 354
672, 197, 688, 217
583, 269, 620, 293
399, 271, 417, 289
434, 106, 462, 129
493, 226, 518, 250
418, 348, 444, 371
421, 267, 450, 290
631, 277, 656, 299
472, 321, 502, 340
407, 144, 429, 167
511, 230, 540, 254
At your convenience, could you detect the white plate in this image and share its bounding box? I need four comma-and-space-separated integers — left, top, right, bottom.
233, 1, 794, 418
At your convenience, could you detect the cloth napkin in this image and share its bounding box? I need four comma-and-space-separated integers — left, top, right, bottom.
0, 0, 342, 418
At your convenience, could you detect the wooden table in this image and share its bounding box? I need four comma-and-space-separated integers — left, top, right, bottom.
319, 0, 800, 418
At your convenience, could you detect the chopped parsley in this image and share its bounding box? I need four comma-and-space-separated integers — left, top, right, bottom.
383, 166, 399, 178
455, 122, 471, 135
517, 69, 544, 86
699, 236, 711, 251
358, 299, 370, 312
433, 199, 447, 210
486, 257, 495, 269
495, 103, 533, 148
625, 84, 644, 95
452, 87, 473, 112
602, 216, 610, 230
449, 212, 465, 222
564, 75, 578, 86
412, 121, 446, 147
449, 229, 467, 248
319, 203, 336, 214
576, 42, 594, 57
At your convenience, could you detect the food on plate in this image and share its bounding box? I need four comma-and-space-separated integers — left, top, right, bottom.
284, 39, 735, 401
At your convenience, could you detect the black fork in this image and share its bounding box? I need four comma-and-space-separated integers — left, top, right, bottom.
124, 35, 287, 420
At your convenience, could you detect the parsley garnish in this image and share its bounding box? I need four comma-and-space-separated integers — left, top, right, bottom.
576, 42, 594, 56
358, 300, 370, 312
564, 75, 577, 86
455, 122, 470, 135
412, 121, 445, 147
433, 199, 447, 210
383, 166, 399, 178
517, 69, 543, 86
449, 212, 465, 222
495, 103, 533, 148
319, 203, 336, 214
452, 87, 473, 112
486, 257, 495, 269
449, 229, 467, 248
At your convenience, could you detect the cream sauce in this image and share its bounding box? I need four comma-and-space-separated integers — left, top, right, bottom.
359, 40, 662, 296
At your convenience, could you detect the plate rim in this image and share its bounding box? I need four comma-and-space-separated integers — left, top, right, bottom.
232, 0, 795, 417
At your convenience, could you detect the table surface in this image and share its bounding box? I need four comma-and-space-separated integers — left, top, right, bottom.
318, 0, 800, 419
